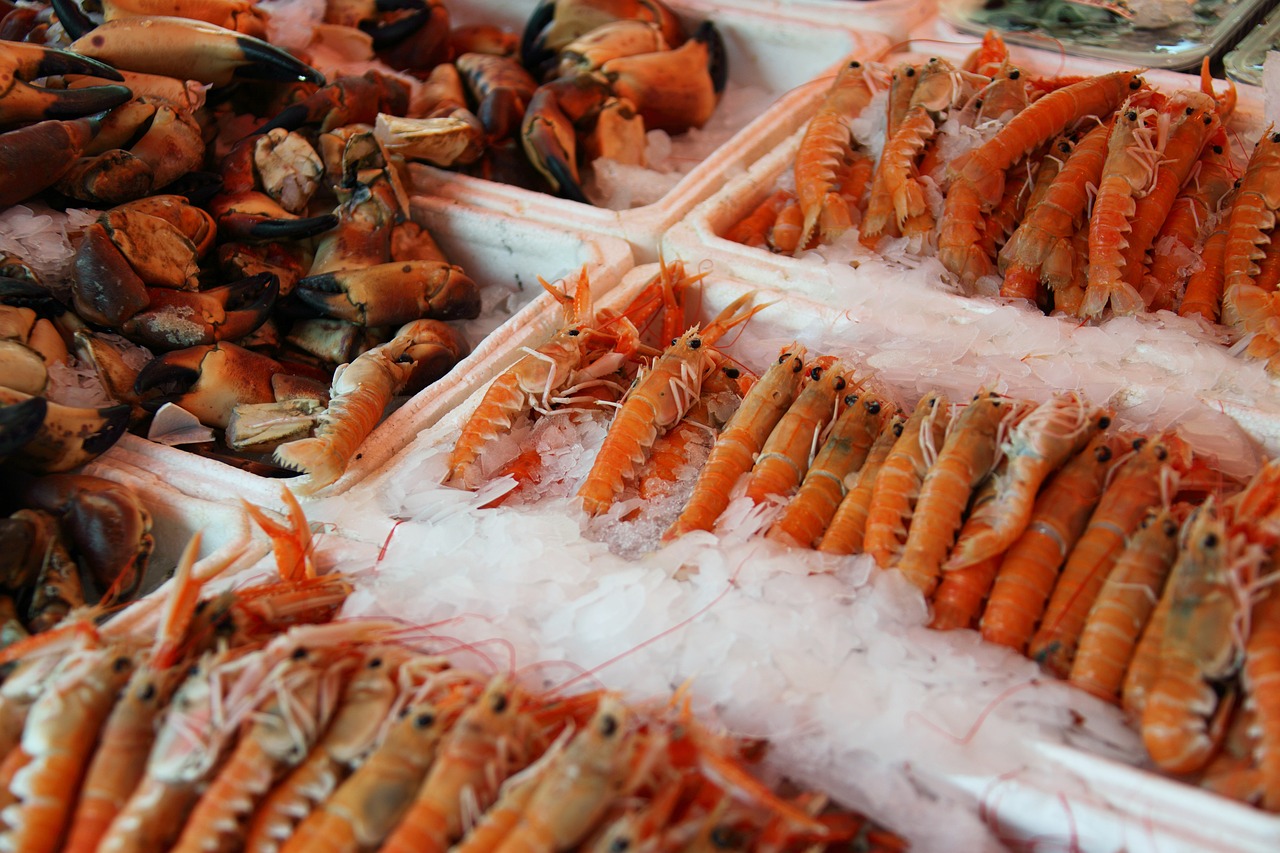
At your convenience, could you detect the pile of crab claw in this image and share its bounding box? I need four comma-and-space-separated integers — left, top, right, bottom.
0, 0, 729, 491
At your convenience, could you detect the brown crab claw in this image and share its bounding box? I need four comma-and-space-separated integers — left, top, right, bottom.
0, 395, 47, 461
292, 261, 481, 327
23, 473, 154, 604
521, 0, 685, 74
0, 42, 130, 129
521, 86, 588, 203
252, 72, 412, 136
601, 20, 725, 133
0, 386, 129, 472
134, 342, 282, 429
0, 116, 102, 208
121, 272, 279, 351
70, 17, 325, 87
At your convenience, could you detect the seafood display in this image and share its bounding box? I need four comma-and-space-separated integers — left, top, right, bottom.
3, 0, 1280, 846
722, 36, 1280, 378
0, 496, 906, 853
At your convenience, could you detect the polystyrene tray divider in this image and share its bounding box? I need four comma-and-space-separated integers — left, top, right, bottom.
403, 2, 888, 263
86, 199, 635, 510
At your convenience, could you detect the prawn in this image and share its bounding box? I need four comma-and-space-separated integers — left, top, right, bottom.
743, 357, 849, 505
980, 431, 1132, 652
663, 346, 807, 541
767, 389, 888, 549
381, 677, 536, 853
1068, 505, 1184, 702
1081, 100, 1164, 318
795, 59, 879, 249
817, 414, 905, 556
1030, 434, 1190, 677
862, 392, 949, 569
1143, 503, 1247, 775
896, 391, 1023, 596
946, 393, 1109, 569
577, 294, 765, 517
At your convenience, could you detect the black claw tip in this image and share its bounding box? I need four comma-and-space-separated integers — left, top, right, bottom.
248, 213, 338, 241
0, 396, 48, 457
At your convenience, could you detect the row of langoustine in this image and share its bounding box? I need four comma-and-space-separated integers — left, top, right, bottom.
436, 272, 1280, 812
725, 34, 1280, 374
0, 495, 906, 853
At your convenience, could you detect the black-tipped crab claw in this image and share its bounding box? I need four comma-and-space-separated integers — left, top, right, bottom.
292, 260, 481, 327
0, 395, 47, 462
0, 116, 104, 208
0, 42, 130, 129
133, 342, 283, 429
521, 0, 685, 75
520, 75, 611, 203
252, 71, 411, 137
211, 132, 340, 242
120, 272, 280, 351
0, 386, 129, 473
70, 17, 325, 87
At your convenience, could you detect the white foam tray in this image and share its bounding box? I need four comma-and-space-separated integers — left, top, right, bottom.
408, 0, 889, 262
316, 262, 1280, 852
734, 0, 934, 44
91, 194, 634, 512
663, 53, 1277, 475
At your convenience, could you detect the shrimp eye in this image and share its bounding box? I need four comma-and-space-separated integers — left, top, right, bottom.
834, 377, 847, 391
415, 712, 436, 729
1185, 106, 1194, 115
1059, 142, 1071, 153
791, 358, 804, 372
905, 66, 915, 76
893, 422, 904, 436
1204, 532, 1219, 549
1098, 415, 1111, 429
1129, 76, 1142, 89
568, 329, 580, 336
810, 366, 823, 380
991, 399, 1001, 406
194, 600, 208, 615
140, 684, 156, 701
778, 352, 790, 363
491, 693, 509, 713
600, 714, 619, 737
1125, 110, 1138, 122
1009, 69, 1021, 79
928, 396, 937, 407
1163, 520, 1178, 536
850, 61, 860, 68
711, 826, 745, 849
865, 400, 881, 414
974, 99, 984, 109
291, 647, 308, 660
1213, 145, 1223, 154
610, 838, 632, 853
368, 657, 383, 668
1154, 445, 1168, 460
113, 657, 131, 672
1095, 446, 1112, 462
671, 338, 678, 346
972, 393, 980, 401
1203, 114, 1212, 124
844, 394, 858, 406
724, 367, 740, 379
1132, 437, 1147, 450
1273, 132, 1280, 144
689, 338, 702, 350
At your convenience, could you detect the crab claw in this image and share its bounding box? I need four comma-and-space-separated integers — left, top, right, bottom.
24, 473, 154, 605
0, 386, 129, 472
0, 42, 129, 129
601, 20, 725, 133
70, 17, 325, 87
0, 116, 102, 207
0, 395, 46, 461
134, 342, 283, 429
121, 272, 279, 351
521, 0, 685, 74
252, 71, 411, 136
292, 260, 480, 326
521, 76, 611, 203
